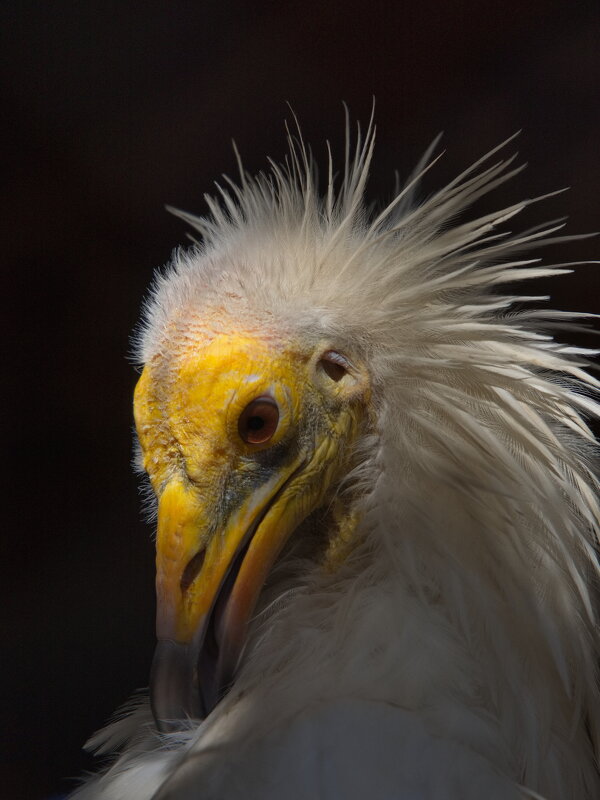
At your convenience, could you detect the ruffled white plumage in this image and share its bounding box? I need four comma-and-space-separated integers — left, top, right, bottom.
73, 116, 600, 799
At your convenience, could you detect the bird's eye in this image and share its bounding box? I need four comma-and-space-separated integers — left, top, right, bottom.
238, 396, 280, 444
319, 351, 349, 382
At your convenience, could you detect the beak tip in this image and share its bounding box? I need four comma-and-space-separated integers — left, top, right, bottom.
150, 639, 204, 731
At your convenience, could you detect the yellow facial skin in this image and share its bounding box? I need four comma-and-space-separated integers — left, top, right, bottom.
134, 327, 369, 725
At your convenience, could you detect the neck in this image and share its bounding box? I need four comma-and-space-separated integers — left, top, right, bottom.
227, 433, 600, 797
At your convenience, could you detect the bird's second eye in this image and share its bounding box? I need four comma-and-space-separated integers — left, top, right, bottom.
320, 351, 350, 382
238, 396, 280, 444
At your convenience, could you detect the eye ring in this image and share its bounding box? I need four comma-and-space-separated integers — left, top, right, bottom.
238, 396, 280, 445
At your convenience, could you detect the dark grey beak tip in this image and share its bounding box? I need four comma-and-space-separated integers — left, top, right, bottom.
150, 639, 204, 732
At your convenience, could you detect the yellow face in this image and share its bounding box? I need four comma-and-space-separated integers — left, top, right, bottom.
134, 322, 370, 727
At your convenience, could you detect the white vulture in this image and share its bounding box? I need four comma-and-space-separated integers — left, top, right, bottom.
72, 115, 600, 800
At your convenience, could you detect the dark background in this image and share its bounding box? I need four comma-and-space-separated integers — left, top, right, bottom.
3, 2, 599, 798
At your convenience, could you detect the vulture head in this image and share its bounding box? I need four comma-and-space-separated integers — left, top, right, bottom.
137, 299, 372, 725
73, 116, 600, 800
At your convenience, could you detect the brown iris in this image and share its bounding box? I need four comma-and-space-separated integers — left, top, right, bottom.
320, 351, 348, 382
238, 396, 280, 444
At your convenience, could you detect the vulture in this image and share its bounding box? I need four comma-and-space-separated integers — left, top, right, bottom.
72, 115, 600, 800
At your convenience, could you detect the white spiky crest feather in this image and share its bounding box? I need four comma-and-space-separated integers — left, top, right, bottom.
85, 114, 600, 799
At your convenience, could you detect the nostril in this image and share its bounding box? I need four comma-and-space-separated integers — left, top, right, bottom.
180, 549, 206, 592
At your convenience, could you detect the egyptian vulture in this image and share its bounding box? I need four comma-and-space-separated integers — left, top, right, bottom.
72, 116, 600, 800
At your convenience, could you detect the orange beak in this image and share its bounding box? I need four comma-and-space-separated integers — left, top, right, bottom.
150, 452, 308, 730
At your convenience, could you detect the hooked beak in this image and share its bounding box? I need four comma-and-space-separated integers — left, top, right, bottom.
150, 452, 307, 731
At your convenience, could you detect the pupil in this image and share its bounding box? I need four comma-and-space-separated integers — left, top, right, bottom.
248, 416, 264, 430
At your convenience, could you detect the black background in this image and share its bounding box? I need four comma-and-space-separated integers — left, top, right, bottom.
3, 2, 599, 798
